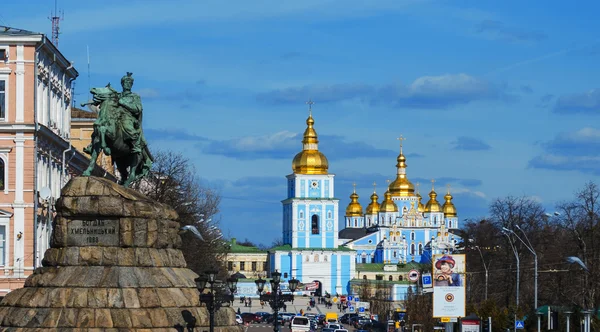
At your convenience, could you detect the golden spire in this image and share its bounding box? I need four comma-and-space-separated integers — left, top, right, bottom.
442, 184, 457, 217
416, 182, 425, 213
425, 178, 442, 213
346, 182, 363, 217
380, 180, 398, 212
389, 135, 415, 197
366, 181, 380, 214
292, 99, 329, 174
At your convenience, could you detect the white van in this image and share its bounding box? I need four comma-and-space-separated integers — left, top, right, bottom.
291, 316, 311, 332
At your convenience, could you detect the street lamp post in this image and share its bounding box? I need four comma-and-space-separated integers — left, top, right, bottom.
473, 245, 490, 301
255, 271, 299, 332
195, 270, 238, 332
502, 231, 519, 332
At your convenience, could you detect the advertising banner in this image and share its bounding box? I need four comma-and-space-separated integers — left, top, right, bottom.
432, 254, 466, 318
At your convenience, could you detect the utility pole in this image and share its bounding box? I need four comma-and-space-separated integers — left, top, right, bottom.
49, 0, 63, 47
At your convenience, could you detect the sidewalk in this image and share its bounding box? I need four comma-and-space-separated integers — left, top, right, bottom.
232, 296, 344, 316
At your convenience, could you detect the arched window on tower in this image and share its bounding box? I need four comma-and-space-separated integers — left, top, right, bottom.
389, 275, 393, 281
418, 243, 423, 255
410, 232, 415, 241
354, 219, 357, 227
299, 211, 304, 219
328, 211, 332, 219
311, 215, 320, 234
410, 244, 415, 256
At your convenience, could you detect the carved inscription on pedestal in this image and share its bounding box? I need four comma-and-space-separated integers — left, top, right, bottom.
67, 219, 119, 246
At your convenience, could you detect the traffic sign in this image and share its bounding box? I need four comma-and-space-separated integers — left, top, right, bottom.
348, 296, 354, 302
332, 297, 339, 303
348, 306, 355, 312
422, 273, 432, 288
354, 296, 360, 302
515, 321, 525, 329
408, 269, 420, 282
441, 317, 451, 323
359, 307, 365, 313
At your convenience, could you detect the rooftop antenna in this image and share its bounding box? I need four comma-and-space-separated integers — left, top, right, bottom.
49, 0, 64, 47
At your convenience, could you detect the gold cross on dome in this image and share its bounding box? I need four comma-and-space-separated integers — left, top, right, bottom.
397, 135, 406, 152
352, 182, 357, 193
446, 183, 451, 194
372, 181, 377, 193
306, 99, 314, 116
431, 178, 435, 190
416, 182, 420, 193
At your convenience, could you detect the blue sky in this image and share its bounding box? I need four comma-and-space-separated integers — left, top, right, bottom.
4, 0, 600, 246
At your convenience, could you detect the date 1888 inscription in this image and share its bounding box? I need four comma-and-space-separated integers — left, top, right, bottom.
67, 219, 119, 246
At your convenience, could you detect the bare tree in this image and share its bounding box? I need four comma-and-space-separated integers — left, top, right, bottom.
133, 150, 228, 276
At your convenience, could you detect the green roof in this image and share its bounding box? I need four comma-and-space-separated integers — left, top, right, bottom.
269, 244, 355, 252
228, 240, 265, 253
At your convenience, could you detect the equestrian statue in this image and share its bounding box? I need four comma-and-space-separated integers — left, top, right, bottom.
81, 72, 153, 187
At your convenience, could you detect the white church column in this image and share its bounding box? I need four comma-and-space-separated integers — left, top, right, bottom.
336, 254, 342, 294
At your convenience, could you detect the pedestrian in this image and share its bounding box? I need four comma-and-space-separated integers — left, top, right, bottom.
237, 307, 241, 315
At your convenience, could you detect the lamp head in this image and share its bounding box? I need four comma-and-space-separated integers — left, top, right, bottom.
288, 277, 299, 292
255, 278, 266, 293
227, 277, 238, 294
195, 276, 208, 292
207, 270, 218, 283
271, 271, 281, 284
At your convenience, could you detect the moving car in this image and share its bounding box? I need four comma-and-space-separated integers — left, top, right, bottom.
240, 312, 261, 323
291, 316, 311, 332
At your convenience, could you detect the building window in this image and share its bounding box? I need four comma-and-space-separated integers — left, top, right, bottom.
393, 251, 397, 258
354, 220, 357, 227
362, 256, 366, 263
0, 80, 5, 119
0, 50, 6, 61
240, 262, 245, 271
376, 275, 383, 281
399, 275, 403, 281
410, 232, 415, 240
0, 225, 4, 265
284, 272, 288, 278
299, 211, 304, 219
252, 262, 257, 271
418, 244, 423, 255
328, 211, 332, 219
228, 261, 233, 270
389, 275, 393, 281
410, 244, 415, 255
0, 158, 4, 190
311, 215, 320, 234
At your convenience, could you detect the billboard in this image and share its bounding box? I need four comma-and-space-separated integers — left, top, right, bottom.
432, 254, 466, 318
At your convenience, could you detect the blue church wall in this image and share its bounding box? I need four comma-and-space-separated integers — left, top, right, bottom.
296, 254, 303, 278
279, 253, 292, 277
352, 233, 378, 246
297, 205, 306, 221
326, 235, 334, 248
341, 255, 351, 294
310, 235, 321, 248
324, 180, 330, 198
330, 255, 338, 294
300, 180, 306, 198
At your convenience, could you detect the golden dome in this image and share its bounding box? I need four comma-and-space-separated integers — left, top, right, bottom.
292, 113, 329, 174
379, 190, 398, 213
425, 189, 442, 213
345, 189, 363, 217
389, 139, 415, 197
417, 192, 425, 213
442, 187, 457, 217
366, 191, 380, 214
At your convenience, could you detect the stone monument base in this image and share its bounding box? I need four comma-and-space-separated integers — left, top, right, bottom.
0, 177, 242, 332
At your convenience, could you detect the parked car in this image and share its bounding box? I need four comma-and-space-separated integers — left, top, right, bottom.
359, 320, 387, 332
326, 323, 342, 330
340, 313, 358, 324
240, 312, 261, 323
353, 317, 371, 328
321, 328, 335, 332
281, 313, 296, 321
235, 315, 243, 325
255, 312, 270, 321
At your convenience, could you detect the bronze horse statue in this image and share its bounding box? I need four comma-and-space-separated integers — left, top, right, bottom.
81, 84, 153, 187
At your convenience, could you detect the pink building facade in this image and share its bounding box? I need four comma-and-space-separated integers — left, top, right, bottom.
0, 26, 108, 296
